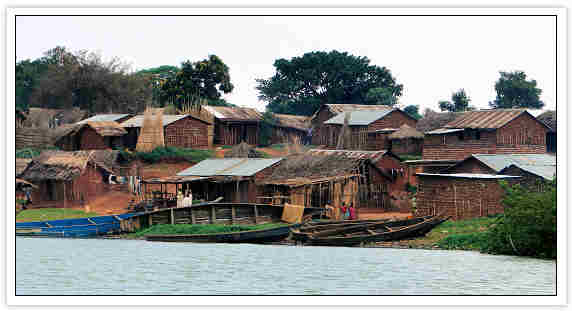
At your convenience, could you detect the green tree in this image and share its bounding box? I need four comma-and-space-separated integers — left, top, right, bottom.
160, 55, 234, 110
258, 111, 279, 146
403, 105, 422, 120
490, 71, 544, 109
256, 50, 403, 116
137, 65, 178, 106
365, 87, 398, 106
439, 89, 474, 112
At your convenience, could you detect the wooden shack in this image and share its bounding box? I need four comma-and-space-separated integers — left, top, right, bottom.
270, 113, 310, 145
258, 153, 393, 211
537, 110, 556, 153
18, 150, 120, 209
322, 108, 418, 150
203, 106, 263, 145
54, 121, 127, 151
174, 158, 284, 203
422, 109, 550, 161
309, 104, 399, 146
415, 173, 521, 221
121, 114, 211, 150
403, 159, 459, 187
387, 124, 424, 155
76, 113, 133, 125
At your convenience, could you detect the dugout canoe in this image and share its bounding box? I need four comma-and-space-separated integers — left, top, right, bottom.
145, 223, 299, 244
290, 215, 448, 247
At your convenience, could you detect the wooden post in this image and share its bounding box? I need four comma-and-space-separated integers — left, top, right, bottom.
231, 205, 236, 224
480, 198, 483, 217
170, 208, 174, 225
210, 205, 216, 224
253, 205, 258, 224
63, 182, 67, 210
190, 207, 196, 224
454, 185, 457, 220
148, 214, 153, 227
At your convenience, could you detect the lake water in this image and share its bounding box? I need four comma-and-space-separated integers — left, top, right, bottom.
16, 237, 555, 295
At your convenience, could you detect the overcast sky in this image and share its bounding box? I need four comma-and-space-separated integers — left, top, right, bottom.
15, 15, 556, 114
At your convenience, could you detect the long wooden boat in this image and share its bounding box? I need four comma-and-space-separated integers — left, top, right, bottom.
145, 223, 299, 244
290, 215, 448, 247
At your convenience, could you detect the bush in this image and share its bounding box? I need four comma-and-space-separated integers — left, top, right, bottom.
134, 146, 213, 164
258, 111, 278, 147
16, 147, 58, 158
481, 180, 557, 259
437, 232, 488, 250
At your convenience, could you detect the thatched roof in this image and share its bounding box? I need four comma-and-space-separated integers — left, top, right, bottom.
416, 112, 461, 133
84, 121, 126, 136
388, 124, 424, 140
224, 142, 266, 158
19, 150, 117, 182
272, 113, 310, 131
16, 158, 32, 177
537, 110, 556, 132
203, 106, 262, 122
21, 108, 87, 128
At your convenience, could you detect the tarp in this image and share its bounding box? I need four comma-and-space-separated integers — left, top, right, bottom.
281, 203, 305, 224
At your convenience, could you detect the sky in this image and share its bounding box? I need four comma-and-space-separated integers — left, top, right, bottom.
15, 15, 557, 114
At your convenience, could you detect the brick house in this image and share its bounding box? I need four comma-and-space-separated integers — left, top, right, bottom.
537, 110, 556, 153
387, 124, 424, 155
415, 173, 521, 220
422, 109, 550, 161
203, 106, 263, 146
309, 104, 401, 146
176, 158, 284, 203
121, 114, 211, 150
322, 108, 418, 149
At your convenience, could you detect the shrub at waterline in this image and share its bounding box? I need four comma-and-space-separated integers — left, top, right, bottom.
481, 180, 557, 259
132, 223, 290, 237
16, 208, 98, 222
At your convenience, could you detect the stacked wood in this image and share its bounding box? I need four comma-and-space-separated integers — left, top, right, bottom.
136, 108, 165, 152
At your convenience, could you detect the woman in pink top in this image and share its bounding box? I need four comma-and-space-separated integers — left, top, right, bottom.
349, 203, 356, 220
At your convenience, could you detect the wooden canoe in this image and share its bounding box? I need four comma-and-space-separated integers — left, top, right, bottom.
290, 215, 448, 247
145, 224, 298, 244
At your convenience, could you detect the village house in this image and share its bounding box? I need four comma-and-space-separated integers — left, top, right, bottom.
18, 150, 121, 209
16, 158, 32, 178
270, 113, 310, 145
54, 121, 127, 151
309, 104, 399, 146
414, 173, 521, 221
121, 114, 211, 150
402, 159, 459, 187
175, 158, 284, 203
322, 108, 418, 150
258, 152, 394, 212
387, 124, 424, 155
203, 106, 263, 146
422, 109, 550, 161
77, 113, 133, 125
537, 110, 556, 153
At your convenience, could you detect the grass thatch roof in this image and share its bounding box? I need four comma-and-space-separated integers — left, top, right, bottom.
537, 110, 556, 132
19, 150, 117, 182
388, 124, 424, 140
416, 112, 461, 133
224, 142, 266, 158
16, 158, 32, 177
84, 121, 127, 136
272, 113, 310, 132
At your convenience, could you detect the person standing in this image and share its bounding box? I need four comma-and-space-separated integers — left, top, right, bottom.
340, 202, 347, 220
349, 203, 356, 220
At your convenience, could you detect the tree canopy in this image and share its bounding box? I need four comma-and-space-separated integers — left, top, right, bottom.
403, 105, 422, 120
256, 50, 403, 116
439, 89, 475, 112
489, 71, 544, 109
159, 55, 234, 110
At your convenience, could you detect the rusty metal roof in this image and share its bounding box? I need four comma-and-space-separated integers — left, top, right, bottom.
536, 110, 556, 132
142, 176, 211, 184
306, 149, 394, 163
310, 104, 395, 122
77, 114, 131, 124
425, 128, 464, 135
324, 109, 394, 126
203, 106, 262, 121
443, 109, 528, 129
416, 173, 521, 179
177, 158, 283, 177
120, 115, 191, 128
272, 113, 310, 131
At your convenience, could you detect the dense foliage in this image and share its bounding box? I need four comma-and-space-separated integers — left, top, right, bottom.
159, 55, 234, 110
256, 50, 403, 116
489, 71, 544, 109
482, 180, 556, 259
258, 111, 279, 146
403, 105, 422, 120
16, 147, 59, 158
439, 89, 474, 112
119, 146, 214, 164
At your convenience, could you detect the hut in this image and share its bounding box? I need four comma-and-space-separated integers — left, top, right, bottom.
121, 114, 211, 150
16, 158, 32, 177
270, 113, 310, 145
415, 173, 521, 220
322, 108, 418, 150
18, 150, 120, 209
224, 142, 266, 158
203, 106, 263, 146
54, 121, 127, 151
258, 153, 393, 211
309, 104, 400, 146
537, 110, 556, 153
174, 158, 284, 203
388, 124, 424, 155
403, 159, 460, 187
422, 109, 550, 161
76, 113, 133, 125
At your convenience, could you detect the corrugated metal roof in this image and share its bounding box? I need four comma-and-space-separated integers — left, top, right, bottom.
306, 149, 391, 163
324, 109, 394, 126
142, 176, 211, 184
310, 104, 396, 122
500, 164, 556, 181
203, 106, 262, 121
537, 110, 556, 132
77, 114, 131, 124
443, 109, 527, 129
120, 115, 190, 128
177, 158, 283, 177
425, 128, 464, 135
416, 173, 521, 179
471, 153, 556, 172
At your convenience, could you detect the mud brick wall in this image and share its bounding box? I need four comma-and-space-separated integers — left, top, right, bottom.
217, 122, 259, 145
311, 109, 335, 146
79, 127, 109, 150
390, 138, 423, 155
422, 130, 497, 160
164, 117, 209, 149
415, 176, 516, 220
368, 110, 417, 131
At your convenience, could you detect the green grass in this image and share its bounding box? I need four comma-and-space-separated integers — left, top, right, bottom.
256, 150, 271, 158
132, 223, 289, 238
130, 146, 214, 164
268, 144, 286, 150
220, 145, 234, 149
16, 147, 59, 159
408, 215, 501, 249
16, 208, 98, 222
398, 153, 423, 161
